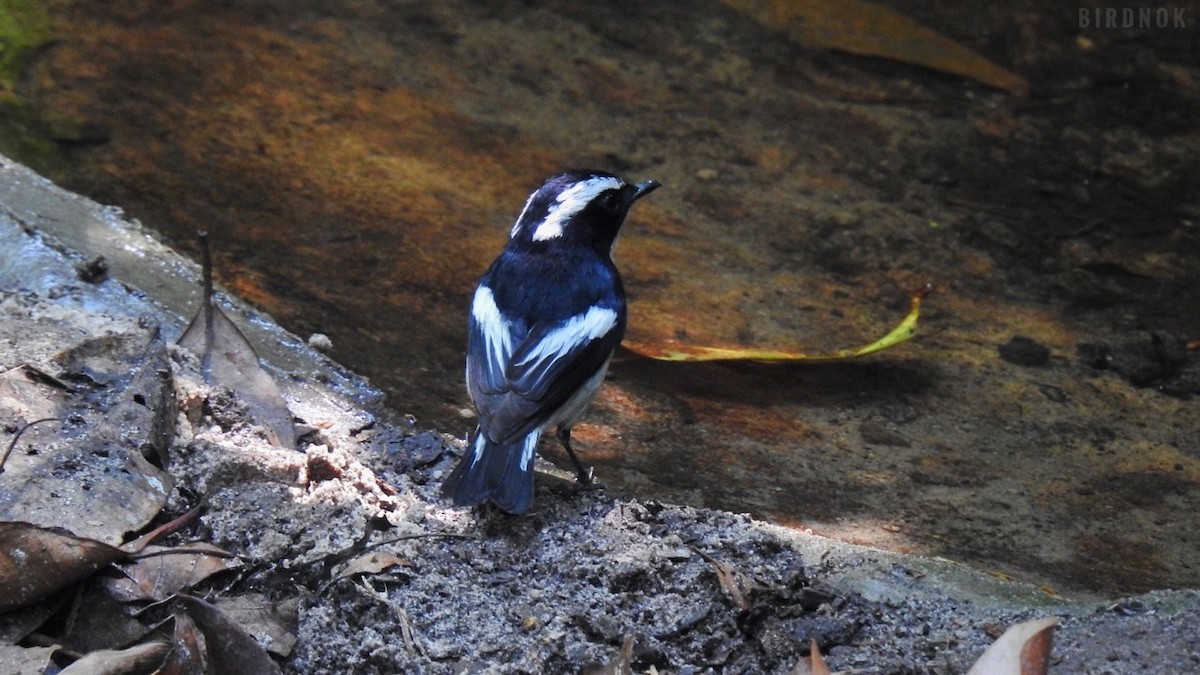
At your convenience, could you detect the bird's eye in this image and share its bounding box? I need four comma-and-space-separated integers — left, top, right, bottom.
598, 192, 621, 213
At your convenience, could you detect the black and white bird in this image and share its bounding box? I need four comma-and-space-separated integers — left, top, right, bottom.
442, 170, 660, 514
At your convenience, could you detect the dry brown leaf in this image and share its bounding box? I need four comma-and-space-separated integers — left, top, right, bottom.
103, 543, 240, 603
791, 639, 831, 675
212, 594, 299, 658
610, 636, 635, 675
176, 595, 283, 675
177, 233, 295, 450
585, 635, 634, 675
0, 522, 127, 612
0, 333, 175, 546
0, 593, 67, 643
966, 616, 1058, 675
0, 644, 60, 675
336, 552, 412, 581
58, 641, 170, 675
0, 365, 64, 430
0, 511, 200, 622
695, 550, 758, 611
58, 584, 156, 656
720, 0, 1029, 96
159, 608, 208, 675
714, 560, 751, 610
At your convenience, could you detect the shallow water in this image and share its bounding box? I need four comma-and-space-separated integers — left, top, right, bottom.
10, 0, 1200, 595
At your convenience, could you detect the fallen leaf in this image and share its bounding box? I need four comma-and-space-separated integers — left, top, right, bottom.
791, 639, 830, 675
0, 365, 65, 478
587, 635, 635, 675
0, 644, 59, 675
58, 641, 170, 675
0, 509, 201, 613
0, 331, 175, 546
0, 365, 65, 423
104, 543, 240, 602
336, 552, 412, 581
966, 616, 1058, 675
695, 550, 758, 611
721, 0, 1028, 95
0, 522, 127, 612
626, 284, 931, 362
160, 608, 208, 675
1038, 585, 1063, 600
58, 584, 156, 655
176, 595, 283, 675
0, 593, 67, 643
177, 232, 295, 450
212, 594, 299, 658
0, 415, 56, 478
123, 329, 177, 469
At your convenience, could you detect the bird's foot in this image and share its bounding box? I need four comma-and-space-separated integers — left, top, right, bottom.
576, 465, 594, 486
575, 466, 603, 491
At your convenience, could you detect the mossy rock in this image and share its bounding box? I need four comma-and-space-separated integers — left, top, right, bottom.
0, 0, 52, 89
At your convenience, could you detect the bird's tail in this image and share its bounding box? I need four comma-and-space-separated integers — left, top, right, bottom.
442, 428, 539, 514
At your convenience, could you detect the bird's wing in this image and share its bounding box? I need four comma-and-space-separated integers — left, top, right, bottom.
469, 302, 623, 444
466, 286, 515, 399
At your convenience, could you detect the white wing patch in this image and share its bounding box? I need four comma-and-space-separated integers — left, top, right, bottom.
467, 431, 487, 466
518, 430, 540, 472
472, 286, 513, 370
514, 306, 618, 368
531, 176, 624, 242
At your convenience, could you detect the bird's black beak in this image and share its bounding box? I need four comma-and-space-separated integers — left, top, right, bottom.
631, 179, 661, 202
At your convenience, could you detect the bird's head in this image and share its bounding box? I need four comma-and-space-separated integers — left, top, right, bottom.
509, 170, 659, 253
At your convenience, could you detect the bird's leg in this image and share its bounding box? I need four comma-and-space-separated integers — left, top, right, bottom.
556, 426, 594, 487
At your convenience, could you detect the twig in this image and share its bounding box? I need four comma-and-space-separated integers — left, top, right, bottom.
197, 230, 215, 379
0, 417, 58, 475
364, 532, 477, 551
121, 506, 206, 554
354, 579, 426, 658
397, 606, 424, 657
314, 529, 475, 594
128, 546, 238, 561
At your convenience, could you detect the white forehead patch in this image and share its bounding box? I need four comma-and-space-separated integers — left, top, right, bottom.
529, 176, 624, 242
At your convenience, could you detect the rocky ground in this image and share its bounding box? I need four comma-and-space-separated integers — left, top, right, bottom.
3, 159, 1199, 673
11, 0, 1200, 600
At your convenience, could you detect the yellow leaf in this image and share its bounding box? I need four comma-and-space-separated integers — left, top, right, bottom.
626, 284, 931, 363
720, 0, 1029, 96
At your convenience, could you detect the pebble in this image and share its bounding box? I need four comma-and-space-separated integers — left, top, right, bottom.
307, 332, 333, 352
998, 335, 1051, 367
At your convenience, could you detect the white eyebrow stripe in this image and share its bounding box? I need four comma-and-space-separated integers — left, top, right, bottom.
531, 176, 624, 241
514, 306, 618, 367
510, 191, 539, 238
472, 286, 513, 370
